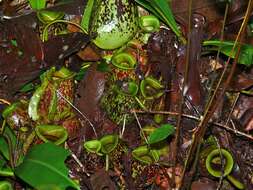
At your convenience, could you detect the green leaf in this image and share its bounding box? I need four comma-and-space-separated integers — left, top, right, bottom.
97, 61, 111, 72
148, 124, 175, 144
135, 0, 163, 21
135, 0, 186, 43
28, 0, 46, 10
0, 157, 14, 177
81, 0, 95, 32
0, 126, 16, 160
203, 40, 253, 66
74, 67, 88, 81
14, 143, 80, 190
19, 82, 35, 93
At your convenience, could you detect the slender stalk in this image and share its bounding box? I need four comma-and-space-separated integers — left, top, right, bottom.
66, 143, 90, 177
3, 134, 14, 169
205, 4, 229, 110
133, 111, 149, 145
181, 0, 253, 187
56, 90, 97, 138
105, 154, 109, 171
184, 4, 230, 189
0, 120, 6, 134
0, 99, 11, 105
173, 0, 193, 188
215, 137, 225, 190
131, 109, 253, 141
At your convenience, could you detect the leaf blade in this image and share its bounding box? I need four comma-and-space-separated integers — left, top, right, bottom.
135, 0, 185, 43
28, 0, 46, 10
203, 40, 253, 66
148, 124, 175, 144
0, 126, 16, 160
14, 143, 80, 190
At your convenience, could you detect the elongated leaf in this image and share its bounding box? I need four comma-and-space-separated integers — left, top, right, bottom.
28, 0, 46, 10
203, 40, 253, 66
148, 124, 175, 144
135, 0, 185, 43
134, 0, 163, 21
151, 0, 180, 36
0, 155, 14, 177
15, 143, 80, 190
0, 126, 16, 160
81, 0, 95, 32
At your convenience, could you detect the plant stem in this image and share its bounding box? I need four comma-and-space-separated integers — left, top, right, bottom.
180, 0, 253, 187
133, 111, 149, 145
131, 109, 253, 141
0, 99, 11, 105
56, 90, 97, 138
3, 133, 14, 169
205, 3, 229, 111
173, 0, 193, 188
105, 154, 109, 171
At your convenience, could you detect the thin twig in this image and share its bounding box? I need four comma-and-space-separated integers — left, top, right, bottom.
0, 98, 11, 105
131, 109, 253, 141
180, 1, 253, 187
66, 143, 90, 177
132, 111, 148, 145
205, 3, 229, 110
214, 137, 225, 190
120, 114, 126, 139
56, 90, 97, 138
172, 0, 193, 187
225, 93, 240, 126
